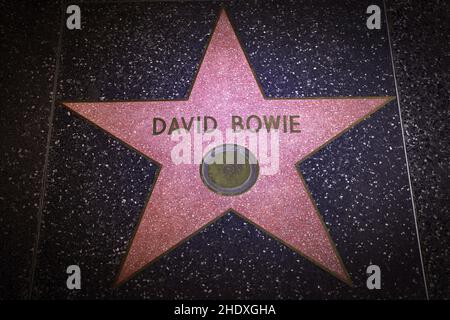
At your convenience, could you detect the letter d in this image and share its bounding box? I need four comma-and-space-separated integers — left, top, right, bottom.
153, 117, 166, 135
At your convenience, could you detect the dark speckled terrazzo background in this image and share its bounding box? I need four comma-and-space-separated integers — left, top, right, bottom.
1, 0, 448, 299
386, 0, 450, 299
226, 0, 395, 97
0, 1, 61, 299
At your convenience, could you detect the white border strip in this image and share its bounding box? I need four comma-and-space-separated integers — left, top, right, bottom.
383, 0, 429, 299
28, 1, 66, 299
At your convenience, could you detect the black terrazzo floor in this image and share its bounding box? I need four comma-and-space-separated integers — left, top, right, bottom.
0, 0, 448, 300
386, 0, 450, 300
0, 1, 61, 299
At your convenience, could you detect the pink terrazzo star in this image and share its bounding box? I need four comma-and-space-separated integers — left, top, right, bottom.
64, 10, 393, 286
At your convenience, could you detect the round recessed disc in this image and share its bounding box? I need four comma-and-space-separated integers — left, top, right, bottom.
200, 144, 259, 196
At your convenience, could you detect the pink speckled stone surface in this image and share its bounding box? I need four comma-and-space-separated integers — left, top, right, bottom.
65, 10, 391, 285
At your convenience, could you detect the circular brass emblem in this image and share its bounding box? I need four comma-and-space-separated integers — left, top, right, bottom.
200, 144, 259, 196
